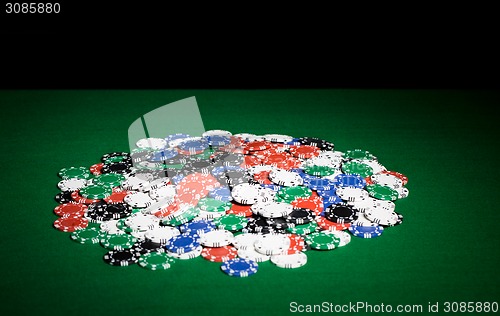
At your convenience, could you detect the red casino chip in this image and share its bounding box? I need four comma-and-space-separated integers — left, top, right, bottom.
253, 171, 273, 185
227, 202, 253, 217
228, 136, 245, 146
219, 144, 245, 154
103, 189, 130, 204
176, 192, 200, 206
89, 163, 104, 176
316, 216, 350, 231
261, 152, 292, 166
365, 176, 374, 185
53, 203, 87, 217
275, 157, 302, 170
201, 245, 238, 262
285, 234, 305, 254
176, 173, 220, 200
269, 142, 290, 151
104, 191, 130, 204
380, 171, 408, 185
240, 155, 261, 168
153, 201, 181, 218
245, 140, 271, 152
289, 145, 320, 159
53, 216, 89, 232
291, 195, 324, 215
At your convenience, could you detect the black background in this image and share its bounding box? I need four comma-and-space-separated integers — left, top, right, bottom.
1, 1, 498, 89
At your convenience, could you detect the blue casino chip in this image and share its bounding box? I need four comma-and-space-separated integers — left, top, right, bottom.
333, 174, 366, 189
220, 258, 259, 277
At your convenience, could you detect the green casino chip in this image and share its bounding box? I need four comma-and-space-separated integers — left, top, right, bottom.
79, 185, 113, 199
305, 231, 340, 250
303, 165, 336, 177
213, 214, 248, 231
116, 218, 134, 233
162, 207, 200, 226
286, 221, 318, 235
93, 173, 126, 188
344, 149, 376, 161
138, 252, 177, 270
276, 186, 312, 202
342, 161, 374, 178
58, 167, 92, 180
198, 198, 232, 212
70, 227, 105, 244
366, 184, 399, 201
100, 232, 137, 250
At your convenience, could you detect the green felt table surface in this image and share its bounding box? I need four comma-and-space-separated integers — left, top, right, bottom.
0, 89, 499, 316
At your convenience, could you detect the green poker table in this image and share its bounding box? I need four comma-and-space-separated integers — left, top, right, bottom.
1, 89, 499, 316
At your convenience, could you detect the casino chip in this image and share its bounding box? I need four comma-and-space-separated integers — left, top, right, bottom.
269, 169, 303, 186
232, 233, 260, 250
263, 134, 293, 143
136, 138, 167, 150
342, 160, 373, 178
166, 246, 203, 260
131, 240, 165, 255
55, 191, 76, 204
333, 173, 366, 189
336, 187, 369, 202
165, 234, 201, 254
138, 252, 176, 270
213, 214, 248, 231
57, 178, 88, 192
324, 204, 358, 224
103, 250, 139, 266
201, 245, 238, 262
200, 229, 234, 247
100, 220, 124, 235
54, 203, 87, 217
286, 221, 318, 235
348, 224, 384, 238
100, 232, 137, 250
237, 246, 271, 262
71, 227, 105, 244
144, 226, 180, 245
90, 163, 104, 176
305, 231, 340, 250
221, 258, 258, 277
326, 230, 351, 247
254, 234, 291, 255
124, 192, 154, 208
79, 185, 113, 199
364, 207, 402, 226
59, 167, 92, 180
52, 129, 409, 276
271, 252, 308, 269
285, 208, 315, 225
297, 137, 334, 151
53, 216, 88, 232
251, 201, 294, 218
231, 183, 263, 204
366, 184, 399, 201
316, 216, 350, 231
94, 173, 126, 188
179, 220, 216, 235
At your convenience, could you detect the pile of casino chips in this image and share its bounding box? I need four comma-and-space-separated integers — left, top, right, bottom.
53, 130, 409, 276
